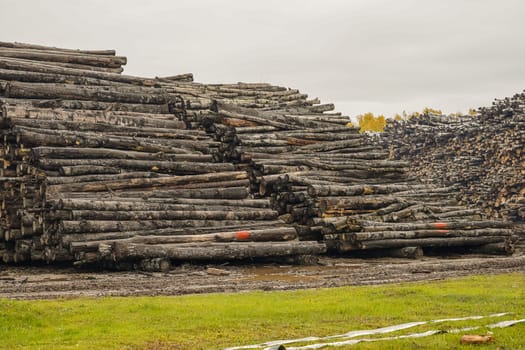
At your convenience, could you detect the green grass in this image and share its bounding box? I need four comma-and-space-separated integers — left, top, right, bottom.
0, 273, 524, 349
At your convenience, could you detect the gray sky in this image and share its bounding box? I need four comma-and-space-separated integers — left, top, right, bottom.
1, 0, 524, 117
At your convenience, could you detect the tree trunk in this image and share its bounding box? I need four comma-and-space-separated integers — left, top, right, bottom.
112, 241, 327, 261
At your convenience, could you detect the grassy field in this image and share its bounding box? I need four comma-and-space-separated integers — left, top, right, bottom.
0, 273, 524, 349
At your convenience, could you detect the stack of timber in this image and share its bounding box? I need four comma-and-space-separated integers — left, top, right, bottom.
194, 102, 516, 257
0, 42, 325, 268
0, 41, 517, 265
0, 41, 186, 115
0, 41, 126, 73
380, 93, 524, 224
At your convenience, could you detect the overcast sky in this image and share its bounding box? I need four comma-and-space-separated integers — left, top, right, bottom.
1, 0, 524, 117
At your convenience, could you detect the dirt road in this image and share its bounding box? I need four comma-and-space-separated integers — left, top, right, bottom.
1, 253, 524, 300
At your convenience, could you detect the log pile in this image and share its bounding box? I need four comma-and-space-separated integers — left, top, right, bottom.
0, 41, 126, 73
0, 42, 326, 268
0, 41, 517, 268
380, 92, 524, 224
194, 102, 516, 257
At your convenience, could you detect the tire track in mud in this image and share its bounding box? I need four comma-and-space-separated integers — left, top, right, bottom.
1, 254, 524, 300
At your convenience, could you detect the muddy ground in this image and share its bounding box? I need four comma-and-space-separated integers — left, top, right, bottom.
1, 252, 524, 299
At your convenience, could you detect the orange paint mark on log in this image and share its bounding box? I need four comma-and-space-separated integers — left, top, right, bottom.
235, 231, 250, 240
434, 222, 448, 229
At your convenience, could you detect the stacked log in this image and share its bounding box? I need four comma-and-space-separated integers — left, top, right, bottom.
380, 92, 524, 224
0, 105, 325, 267
0, 41, 517, 267
0, 41, 126, 73
46, 176, 324, 268
0, 42, 326, 268
195, 103, 515, 257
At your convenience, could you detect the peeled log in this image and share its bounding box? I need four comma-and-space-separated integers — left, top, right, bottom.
112, 241, 327, 261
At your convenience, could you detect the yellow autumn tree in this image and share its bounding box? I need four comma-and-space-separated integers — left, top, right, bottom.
468, 108, 479, 116
405, 107, 443, 119
422, 107, 442, 115
357, 112, 387, 133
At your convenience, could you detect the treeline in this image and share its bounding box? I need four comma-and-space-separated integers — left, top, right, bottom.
353, 107, 478, 133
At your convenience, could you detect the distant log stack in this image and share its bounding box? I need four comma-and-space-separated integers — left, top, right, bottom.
381, 98, 524, 224
378, 93, 524, 248
377, 95, 524, 251
194, 101, 516, 257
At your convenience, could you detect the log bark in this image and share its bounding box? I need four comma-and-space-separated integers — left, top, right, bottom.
350, 228, 513, 242
37, 158, 234, 174
52, 198, 269, 211
0, 57, 158, 87
51, 208, 278, 221
58, 219, 282, 234
0, 41, 117, 55
0, 57, 123, 73
112, 241, 327, 261
1, 97, 171, 114
0, 47, 126, 68
31, 147, 212, 162
47, 172, 248, 193
69, 228, 298, 252
15, 126, 215, 153
3, 105, 184, 129
51, 186, 250, 200
337, 236, 507, 251
59, 221, 285, 244
5, 81, 176, 105
45, 171, 167, 185
0, 68, 126, 86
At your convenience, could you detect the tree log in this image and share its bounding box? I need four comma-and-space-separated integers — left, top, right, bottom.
0, 47, 126, 68
0, 41, 117, 55
69, 227, 298, 252
337, 236, 507, 251
112, 241, 327, 261
51, 209, 278, 221
5, 81, 176, 105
